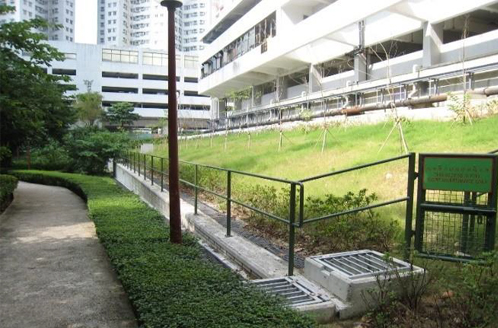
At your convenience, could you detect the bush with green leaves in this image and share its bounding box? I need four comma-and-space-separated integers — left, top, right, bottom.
11, 170, 314, 328
64, 127, 132, 174
0, 174, 18, 212
243, 186, 399, 253
12, 140, 71, 171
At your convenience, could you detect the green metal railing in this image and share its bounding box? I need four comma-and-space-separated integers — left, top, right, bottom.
120, 151, 416, 276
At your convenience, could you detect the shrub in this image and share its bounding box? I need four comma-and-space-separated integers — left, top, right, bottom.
0, 174, 18, 212
243, 186, 399, 253
362, 254, 498, 328
64, 127, 132, 174
11, 170, 314, 328
443, 252, 498, 327
12, 140, 71, 170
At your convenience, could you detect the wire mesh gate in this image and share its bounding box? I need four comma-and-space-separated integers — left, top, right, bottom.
414, 154, 498, 261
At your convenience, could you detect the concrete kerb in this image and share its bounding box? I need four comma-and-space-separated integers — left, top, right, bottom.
115, 163, 289, 279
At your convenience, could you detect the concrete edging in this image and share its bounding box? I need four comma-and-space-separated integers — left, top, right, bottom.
115, 163, 289, 278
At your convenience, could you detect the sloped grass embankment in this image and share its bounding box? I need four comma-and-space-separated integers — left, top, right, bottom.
11, 170, 314, 328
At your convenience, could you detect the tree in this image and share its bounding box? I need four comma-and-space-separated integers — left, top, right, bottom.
64, 127, 133, 174
0, 5, 76, 166
104, 102, 140, 129
73, 92, 104, 126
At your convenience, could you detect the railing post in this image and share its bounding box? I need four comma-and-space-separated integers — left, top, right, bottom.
143, 154, 146, 180
288, 183, 296, 276
151, 155, 154, 186
194, 164, 198, 215
112, 158, 117, 178
137, 153, 140, 176
404, 152, 416, 261
226, 171, 231, 237
160, 157, 164, 192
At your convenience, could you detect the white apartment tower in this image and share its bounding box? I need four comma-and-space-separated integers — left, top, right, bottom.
97, 0, 212, 53
0, 0, 75, 42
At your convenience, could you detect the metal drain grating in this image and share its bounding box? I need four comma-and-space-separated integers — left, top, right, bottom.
313, 250, 412, 279
251, 277, 330, 307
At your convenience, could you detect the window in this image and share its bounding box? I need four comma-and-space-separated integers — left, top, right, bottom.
102, 49, 139, 63
143, 52, 167, 66
184, 56, 198, 69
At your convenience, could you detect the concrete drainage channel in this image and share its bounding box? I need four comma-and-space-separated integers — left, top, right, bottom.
114, 163, 424, 323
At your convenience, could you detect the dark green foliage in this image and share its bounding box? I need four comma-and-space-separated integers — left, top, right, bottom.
0, 5, 76, 166
363, 254, 498, 328
244, 186, 399, 253
73, 92, 104, 126
64, 127, 132, 174
12, 140, 71, 171
104, 102, 140, 129
11, 170, 315, 328
444, 252, 498, 327
0, 174, 18, 212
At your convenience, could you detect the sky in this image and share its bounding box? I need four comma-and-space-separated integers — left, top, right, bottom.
75, 0, 97, 44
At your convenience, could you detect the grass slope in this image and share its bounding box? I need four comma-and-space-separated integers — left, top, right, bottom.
11, 170, 314, 328
154, 116, 498, 222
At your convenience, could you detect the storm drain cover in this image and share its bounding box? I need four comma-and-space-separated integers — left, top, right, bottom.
251, 276, 330, 307
313, 250, 412, 279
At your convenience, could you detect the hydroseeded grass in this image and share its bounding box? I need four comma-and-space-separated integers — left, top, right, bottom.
11, 170, 315, 328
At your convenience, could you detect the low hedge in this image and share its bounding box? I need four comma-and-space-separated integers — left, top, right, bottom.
11, 170, 314, 328
0, 174, 18, 213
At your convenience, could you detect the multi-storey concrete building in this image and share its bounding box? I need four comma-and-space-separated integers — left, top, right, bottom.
97, 0, 213, 53
0, 0, 75, 42
199, 0, 498, 129
48, 41, 210, 129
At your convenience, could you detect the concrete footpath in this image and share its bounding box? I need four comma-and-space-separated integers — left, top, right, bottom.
0, 182, 137, 328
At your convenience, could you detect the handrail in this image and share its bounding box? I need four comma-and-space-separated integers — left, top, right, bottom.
302, 197, 409, 225
121, 151, 415, 276
179, 159, 299, 184
299, 154, 411, 183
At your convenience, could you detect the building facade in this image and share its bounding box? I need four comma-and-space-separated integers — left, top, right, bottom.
49, 41, 211, 129
0, 0, 75, 42
97, 0, 213, 53
198, 0, 498, 128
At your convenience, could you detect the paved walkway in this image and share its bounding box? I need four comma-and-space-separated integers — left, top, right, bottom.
0, 182, 137, 328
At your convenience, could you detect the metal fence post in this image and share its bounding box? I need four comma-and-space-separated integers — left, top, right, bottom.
226, 171, 231, 237
288, 183, 296, 276
112, 158, 117, 178
143, 154, 146, 181
151, 155, 154, 186
404, 152, 416, 261
137, 153, 140, 176
160, 157, 164, 192
194, 164, 198, 215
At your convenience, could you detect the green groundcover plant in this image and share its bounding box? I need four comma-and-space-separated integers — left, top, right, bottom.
10, 170, 314, 328
0, 174, 17, 212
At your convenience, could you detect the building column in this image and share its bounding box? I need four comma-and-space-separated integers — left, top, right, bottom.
354, 20, 367, 83
354, 52, 368, 82
423, 21, 443, 68
309, 64, 322, 94
276, 75, 288, 101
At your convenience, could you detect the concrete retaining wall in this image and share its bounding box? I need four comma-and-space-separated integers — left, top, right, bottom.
115, 164, 289, 279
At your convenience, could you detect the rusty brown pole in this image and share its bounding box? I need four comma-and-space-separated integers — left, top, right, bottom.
160, 0, 183, 244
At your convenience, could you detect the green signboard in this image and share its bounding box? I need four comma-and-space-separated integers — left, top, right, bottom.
423, 156, 494, 193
